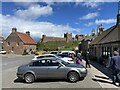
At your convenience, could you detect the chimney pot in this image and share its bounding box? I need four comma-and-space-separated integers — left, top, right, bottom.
26, 31, 30, 36
12, 27, 17, 33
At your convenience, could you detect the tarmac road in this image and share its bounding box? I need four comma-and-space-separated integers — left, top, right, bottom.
1, 54, 119, 89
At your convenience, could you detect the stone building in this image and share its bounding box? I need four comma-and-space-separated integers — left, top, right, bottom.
78, 30, 97, 54
41, 33, 73, 43
75, 34, 84, 41
3, 28, 36, 54
0, 35, 4, 49
89, 7, 120, 60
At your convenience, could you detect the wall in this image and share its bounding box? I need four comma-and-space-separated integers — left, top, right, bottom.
3, 41, 24, 54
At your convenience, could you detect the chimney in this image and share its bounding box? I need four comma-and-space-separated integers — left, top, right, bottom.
42, 35, 46, 39
12, 27, 17, 33
26, 31, 30, 36
117, 1, 120, 25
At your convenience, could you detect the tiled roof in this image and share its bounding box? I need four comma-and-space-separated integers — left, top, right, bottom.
90, 26, 116, 45
16, 32, 36, 45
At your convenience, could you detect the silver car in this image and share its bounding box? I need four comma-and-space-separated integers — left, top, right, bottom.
17, 58, 87, 83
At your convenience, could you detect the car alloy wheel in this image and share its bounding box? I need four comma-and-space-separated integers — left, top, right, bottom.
68, 72, 79, 82
24, 73, 35, 83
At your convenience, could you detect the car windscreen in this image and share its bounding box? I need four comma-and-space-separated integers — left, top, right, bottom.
58, 59, 70, 66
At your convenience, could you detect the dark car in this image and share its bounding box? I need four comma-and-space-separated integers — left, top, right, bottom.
17, 58, 87, 83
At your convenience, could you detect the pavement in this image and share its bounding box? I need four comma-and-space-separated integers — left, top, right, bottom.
82, 60, 119, 88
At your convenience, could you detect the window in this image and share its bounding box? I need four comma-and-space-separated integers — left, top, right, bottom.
37, 56, 44, 59
7, 42, 10, 46
16, 42, 19, 46
30, 60, 43, 66
12, 47, 14, 51
45, 55, 55, 58
114, 47, 118, 51
46, 60, 59, 66
30, 59, 59, 67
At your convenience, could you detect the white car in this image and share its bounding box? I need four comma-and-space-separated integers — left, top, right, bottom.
0, 49, 6, 54
32, 54, 74, 63
60, 51, 75, 55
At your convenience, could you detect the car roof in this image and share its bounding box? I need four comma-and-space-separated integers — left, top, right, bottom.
42, 57, 57, 60
34, 54, 56, 57
32, 57, 61, 62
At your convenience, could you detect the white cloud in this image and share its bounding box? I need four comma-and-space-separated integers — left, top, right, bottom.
80, 12, 98, 20
82, 2, 100, 8
15, 4, 53, 20
84, 22, 93, 27
1, 14, 81, 39
76, 2, 100, 8
95, 19, 116, 24
14, 2, 37, 7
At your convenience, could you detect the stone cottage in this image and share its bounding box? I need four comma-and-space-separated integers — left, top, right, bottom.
3, 28, 36, 54
90, 8, 120, 60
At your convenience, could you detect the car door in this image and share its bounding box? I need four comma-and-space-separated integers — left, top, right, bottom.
30, 60, 48, 78
46, 60, 68, 79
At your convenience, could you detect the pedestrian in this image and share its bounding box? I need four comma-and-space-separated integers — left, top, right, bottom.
109, 51, 120, 86
71, 53, 76, 63
76, 51, 83, 64
85, 51, 91, 68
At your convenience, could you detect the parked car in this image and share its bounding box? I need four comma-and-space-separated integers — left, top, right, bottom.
58, 51, 76, 57
50, 51, 59, 55
35, 51, 43, 56
32, 54, 74, 63
17, 58, 87, 83
60, 51, 75, 55
0, 49, 6, 54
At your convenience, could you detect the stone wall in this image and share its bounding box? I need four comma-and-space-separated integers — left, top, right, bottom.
41, 36, 66, 43
3, 41, 36, 54
41, 33, 73, 43
3, 41, 24, 54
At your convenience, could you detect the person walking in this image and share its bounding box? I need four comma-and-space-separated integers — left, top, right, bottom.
85, 51, 91, 68
109, 51, 120, 86
76, 51, 83, 64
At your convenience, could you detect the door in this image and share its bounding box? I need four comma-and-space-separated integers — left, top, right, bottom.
46, 60, 68, 79
30, 60, 48, 78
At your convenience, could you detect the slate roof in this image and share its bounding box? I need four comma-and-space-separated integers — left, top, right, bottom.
90, 25, 116, 45
99, 25, 120, 44
16, 32, 36, 45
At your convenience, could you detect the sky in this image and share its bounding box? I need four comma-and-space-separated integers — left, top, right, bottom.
1, 1, 119, 41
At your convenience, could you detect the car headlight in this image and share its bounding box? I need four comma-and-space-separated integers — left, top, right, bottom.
79, 68, 86, 72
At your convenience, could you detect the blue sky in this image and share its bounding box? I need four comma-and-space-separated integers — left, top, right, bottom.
1, 2, 119, 41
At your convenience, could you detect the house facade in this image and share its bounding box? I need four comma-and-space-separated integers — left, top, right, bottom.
3, 28, 36, 54
89, 9, 120, 60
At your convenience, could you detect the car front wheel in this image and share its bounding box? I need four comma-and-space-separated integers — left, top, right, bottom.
68, 71, 79, 83
24, 73, 35, 83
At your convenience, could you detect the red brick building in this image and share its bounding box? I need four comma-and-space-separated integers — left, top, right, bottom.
3, 28, 36, 54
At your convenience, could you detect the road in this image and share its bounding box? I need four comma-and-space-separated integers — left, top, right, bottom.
1, 54, 119, 89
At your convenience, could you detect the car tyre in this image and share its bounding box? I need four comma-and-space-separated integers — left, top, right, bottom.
24, 73, 35, 83
68, 71, 79, 83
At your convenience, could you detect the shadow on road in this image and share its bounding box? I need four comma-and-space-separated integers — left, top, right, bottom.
94, 75, 109, 80
14, 78, 66, 83
14, 78, 84, 83
90, 61, 113, 79
92, 78, 112, 84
